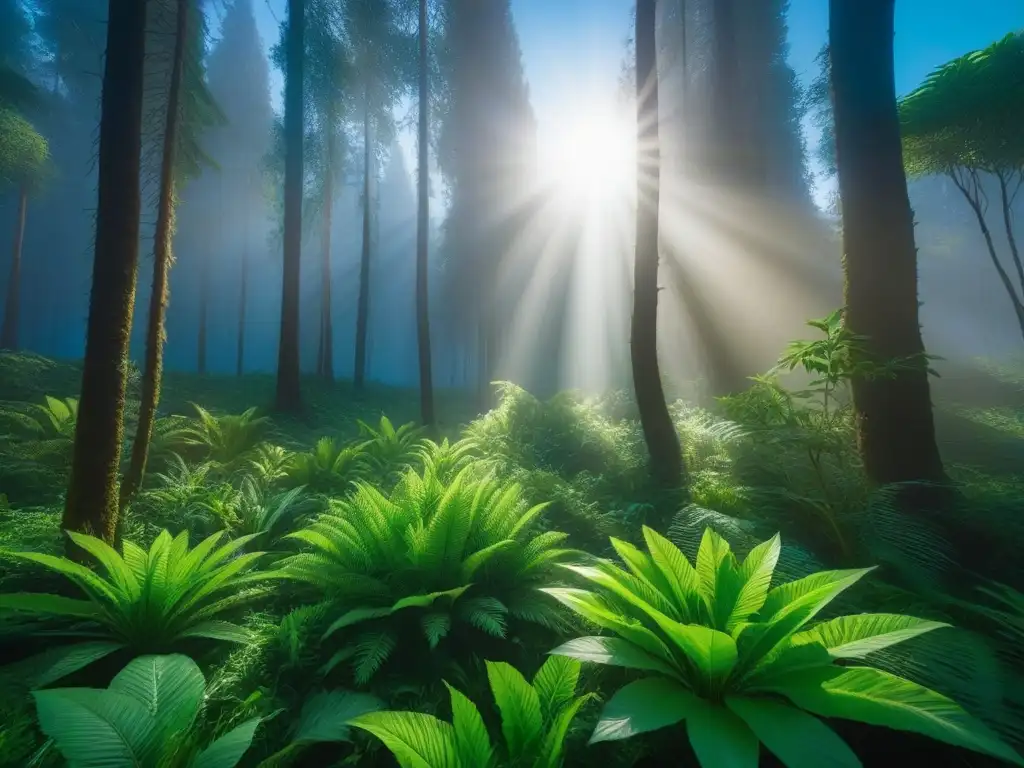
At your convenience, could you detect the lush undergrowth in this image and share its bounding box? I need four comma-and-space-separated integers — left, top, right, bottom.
0, 345, 1023, 767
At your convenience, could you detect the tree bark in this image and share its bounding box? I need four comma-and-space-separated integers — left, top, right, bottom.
0, 186, 27, 350
354, 97, 372, 390
320, 106, 335, 381
62, 0, 148, 548
829, 0, 945, 487
417, 0, 435, 428
632, 0, 684, 489
119, 0, 189, 508
275, 0, 304, 411
237, 245, 247, 376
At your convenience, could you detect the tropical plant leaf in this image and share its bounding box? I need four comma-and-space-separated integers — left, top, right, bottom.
790, 614, 950, 659
191, 717, 263, 768
350, 711, 460, 768
589, 677, 701, 744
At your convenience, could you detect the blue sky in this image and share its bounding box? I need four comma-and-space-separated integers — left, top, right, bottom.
245, 0, 1021, 199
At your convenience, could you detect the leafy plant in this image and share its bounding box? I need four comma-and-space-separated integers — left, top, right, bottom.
258, 689, 384, 765
351, 656, 594, 768
247, 443, 296, 489
283, 437, 369, 495
277, 463, 573, 685
545, 526, 1024, 767
357, 415, 426, 480
166, 404, 271, 467
231, 478, 319, 545
417, 437, 480, 484
33, 654, 264, 768
0, 529, 275, 686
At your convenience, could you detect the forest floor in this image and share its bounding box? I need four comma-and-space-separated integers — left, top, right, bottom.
0, 348, 1022, 766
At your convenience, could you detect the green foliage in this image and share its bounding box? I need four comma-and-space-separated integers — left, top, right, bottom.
165, 404, 271, 467
33, 653, 264, 768
283, 437, 370, 495
0, 529, 275, 685
546, 526, 1024, 766
277, 463, 572, 685
901, 32, 1024, 175
351, 655, 594, 768
357, 415, 427, 481
0, 105, 49, 189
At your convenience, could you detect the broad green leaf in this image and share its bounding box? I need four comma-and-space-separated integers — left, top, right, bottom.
642, 526, 700, 621
590, 677, 700, 744
532, 655, 581, 720
65, 532, 140, 600
695, 528, 735, 611
191, 717, 262, 768
790, 614, 950, 659
0, 592, 103, 618
726, 696, 862, 767
776, 667, 1024, 766
486, 660, 543, 761
445, 682, 494, 768
109, 654, 204, 755
16, 641, 125, 688
350, 711, 460, 768
550, 636, 676, 676
742, 569, 874, 671
32, 688, 155, 767
540, 587, 677, 666
539, 693, 596, 768
741, 640, 833, 691
177, 620, 253, 644
610, 537, 671, 598
559, 566, 738, 681
292, 691, 383, 744
686, 705, 759, 768
727, 534, 781, 632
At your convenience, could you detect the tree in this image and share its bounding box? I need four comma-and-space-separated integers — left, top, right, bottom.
829, 0, 945, 488
416, 0, 435, 427
347, 0, 414, 390
901, 32, 1024, 342
436, 0, 535, 405
632, 0, 684, 488
62, 0, 148, 548
120, 0, 221, 506
276, 0, 306, 411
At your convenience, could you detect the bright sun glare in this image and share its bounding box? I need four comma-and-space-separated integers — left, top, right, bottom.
539, 105, 636, 209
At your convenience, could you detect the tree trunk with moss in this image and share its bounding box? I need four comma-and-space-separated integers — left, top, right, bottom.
631, 0, 684, 489
62, 0, 148, 548
0, 186, 27, 350
829, 0, 944, 487
119, 0, 188, 509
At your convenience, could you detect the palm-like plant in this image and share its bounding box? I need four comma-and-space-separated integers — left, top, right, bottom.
166, 404, 271, 467
357, 415, 425, 480
0, 529, 276, 686
283, 436, 370, 495
416, 437, 480, 484
545, 527, 1024, 767
351, 656, 594, 768
277, 463, 573, 685
0, 395, 79, 465
33, 654, 265, 768
246, 443, 296, 488
231, 477, 319, 544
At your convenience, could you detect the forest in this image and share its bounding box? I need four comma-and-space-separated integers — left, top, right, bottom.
0, 0, 1023, 765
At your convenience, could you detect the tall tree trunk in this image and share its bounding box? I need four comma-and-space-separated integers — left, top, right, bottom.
275, 0, 304, 411
632, 0, 684, 489
62, 0, 148, 548
829, 0, 945, 487
417, 0, 435, 428
354, 98, 372, 390
237, 245, 247, 376
321, 107, 335, 381
119, 0, 188, 508
197, 248, 209, 374
0, 186, 27, 350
